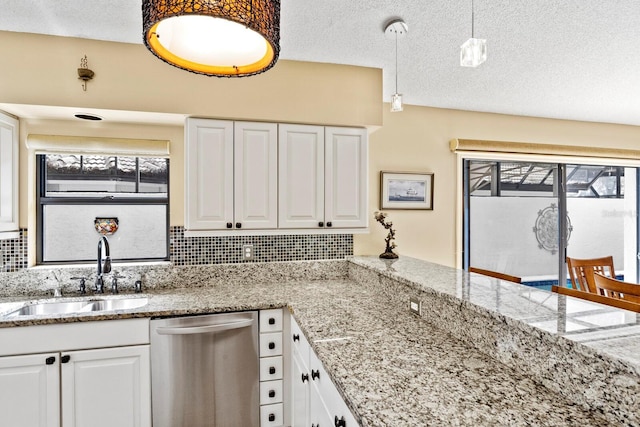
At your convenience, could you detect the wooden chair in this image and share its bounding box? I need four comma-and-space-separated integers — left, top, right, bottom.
552, 285, 640, 313
469, 267, 522, 284
593, 272, 640, 304
566, 256, 615, 293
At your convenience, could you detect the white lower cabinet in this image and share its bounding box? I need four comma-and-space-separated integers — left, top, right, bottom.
0, 352, 60, 427
61, 346, 151, 427
0, 319, 151, 427
290, 318, 358, 427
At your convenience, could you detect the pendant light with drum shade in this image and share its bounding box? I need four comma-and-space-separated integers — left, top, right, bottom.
385, 19, 408, 113
142, 0, 280, 77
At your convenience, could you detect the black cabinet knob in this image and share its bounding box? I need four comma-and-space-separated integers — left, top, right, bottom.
268, 389, 276, 398
268, 342, 276, 350
45, 356, 56, 365
226, 222, 232, 229
335, 415, 346, 427
268, 317, 275, 325
311, 369, 320, 380
327, 221, 333, 227
61, 355, 71, 364
301, 373, 309, 383
318, 221, 324, 227
236, 222, 242, 229
268, 413, 275, 422
293, 334, 300, 342
269, 366, 276, 374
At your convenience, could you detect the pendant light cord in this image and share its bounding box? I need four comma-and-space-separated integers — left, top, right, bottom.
471, 0, 475, 38
395, 31, 399, 93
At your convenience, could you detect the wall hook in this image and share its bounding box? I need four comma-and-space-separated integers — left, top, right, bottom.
77, 55, 94, 91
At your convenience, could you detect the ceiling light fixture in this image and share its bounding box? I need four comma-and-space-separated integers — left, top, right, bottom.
385, 19, 408, 113
142, 0, 280, 77
460, 0, 486, 67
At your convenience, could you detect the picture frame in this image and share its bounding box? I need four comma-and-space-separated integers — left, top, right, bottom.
380, 171, 434, 210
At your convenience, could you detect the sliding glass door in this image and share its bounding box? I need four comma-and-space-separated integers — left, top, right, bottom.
464, 159, 639, 289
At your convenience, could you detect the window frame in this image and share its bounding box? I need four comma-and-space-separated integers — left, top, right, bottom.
36, 154, 170, 265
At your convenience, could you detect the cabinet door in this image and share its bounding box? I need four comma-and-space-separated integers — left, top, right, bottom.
61, 345, 151, 427
309, 380, 334, 427
325, 127, 368, 228
309, 351, 358, 427
291, 350, 310, 427
0, 112, 18, 233
279, 124, 325, 229
0, 352, 60, 427
234, 122, 278, 229
185, 118, 234, 230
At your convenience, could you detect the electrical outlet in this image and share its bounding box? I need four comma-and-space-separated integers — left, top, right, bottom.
242, 244, 254, 260
409, 297, 421, 315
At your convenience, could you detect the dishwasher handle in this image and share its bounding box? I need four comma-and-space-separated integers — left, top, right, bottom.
155, 318, 254, 335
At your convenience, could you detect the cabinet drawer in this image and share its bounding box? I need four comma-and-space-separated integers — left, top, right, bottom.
260, 403, 283, 427
259, 309, 283, 332
260, 332, 283, 357
259, 356, 283, 381
260, 380, 283, 405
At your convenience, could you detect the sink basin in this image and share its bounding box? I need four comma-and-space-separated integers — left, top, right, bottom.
6, 301, 92, 317
4, 297, 149, 318
88, 297, 149, 312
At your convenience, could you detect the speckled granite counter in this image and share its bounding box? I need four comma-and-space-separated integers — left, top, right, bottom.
0, 257, 637, 426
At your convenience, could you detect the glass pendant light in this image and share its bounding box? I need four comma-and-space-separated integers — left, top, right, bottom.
385, 20, 408, 112
460, 0, 487, 67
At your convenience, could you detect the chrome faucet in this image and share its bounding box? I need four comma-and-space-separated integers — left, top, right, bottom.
95, 236, 112, 293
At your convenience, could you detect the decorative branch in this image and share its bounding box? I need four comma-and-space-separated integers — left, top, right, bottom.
374, 211, 398, 259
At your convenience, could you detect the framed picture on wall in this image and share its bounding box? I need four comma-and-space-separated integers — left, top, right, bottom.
380, 171, 434, 210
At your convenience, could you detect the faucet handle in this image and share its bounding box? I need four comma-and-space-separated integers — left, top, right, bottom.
71, 277, 87, 295
110, 272, 125, 294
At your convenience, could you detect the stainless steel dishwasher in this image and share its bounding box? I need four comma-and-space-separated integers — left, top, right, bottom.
150, 311, 259, 427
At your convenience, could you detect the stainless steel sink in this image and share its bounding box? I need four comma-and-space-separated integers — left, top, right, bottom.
87, 297, 149, 312
4, 297, 148, 318
6, 301, 92, 317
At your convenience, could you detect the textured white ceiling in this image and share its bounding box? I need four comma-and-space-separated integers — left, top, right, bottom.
2, 0, 640, 126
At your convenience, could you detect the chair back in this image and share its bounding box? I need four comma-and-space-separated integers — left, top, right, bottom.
469, 267, 522, 284
593, 272, 640, 304
566, 256, 615, 293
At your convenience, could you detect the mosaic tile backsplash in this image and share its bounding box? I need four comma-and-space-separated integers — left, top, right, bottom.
0, 227, 353, 272
169, 226, 353, 265
0, 229, 28, 272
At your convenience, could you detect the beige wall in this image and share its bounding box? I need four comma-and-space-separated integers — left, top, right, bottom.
355, 105, 640, 267
3, 31, 640, 269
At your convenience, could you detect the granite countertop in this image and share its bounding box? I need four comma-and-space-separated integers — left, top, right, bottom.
0, 257, 633, 426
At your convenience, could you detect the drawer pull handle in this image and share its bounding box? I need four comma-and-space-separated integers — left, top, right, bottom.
293, 334, 300, 342
268, 317, 276, 325
268, 413, 275, 422
45, 356, 56, 365
269, 366, 276, 375
268, 342, 276, 350
268, 389, 276, 398
335, 415, 346, 427
311, 369, 320, 380
301, 373, 309, 383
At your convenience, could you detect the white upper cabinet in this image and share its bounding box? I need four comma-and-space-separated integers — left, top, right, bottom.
185, 118, 233, 230
325, 127, 368, 228
234, 122, 278, 230
280, 124, 368, 230
278, 124, 325, 229
187, 118, 368, 233
185, 119, 278, 231
0, 111, 18, 234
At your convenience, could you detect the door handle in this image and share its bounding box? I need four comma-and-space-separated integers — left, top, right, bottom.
156, 318, 254, 335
